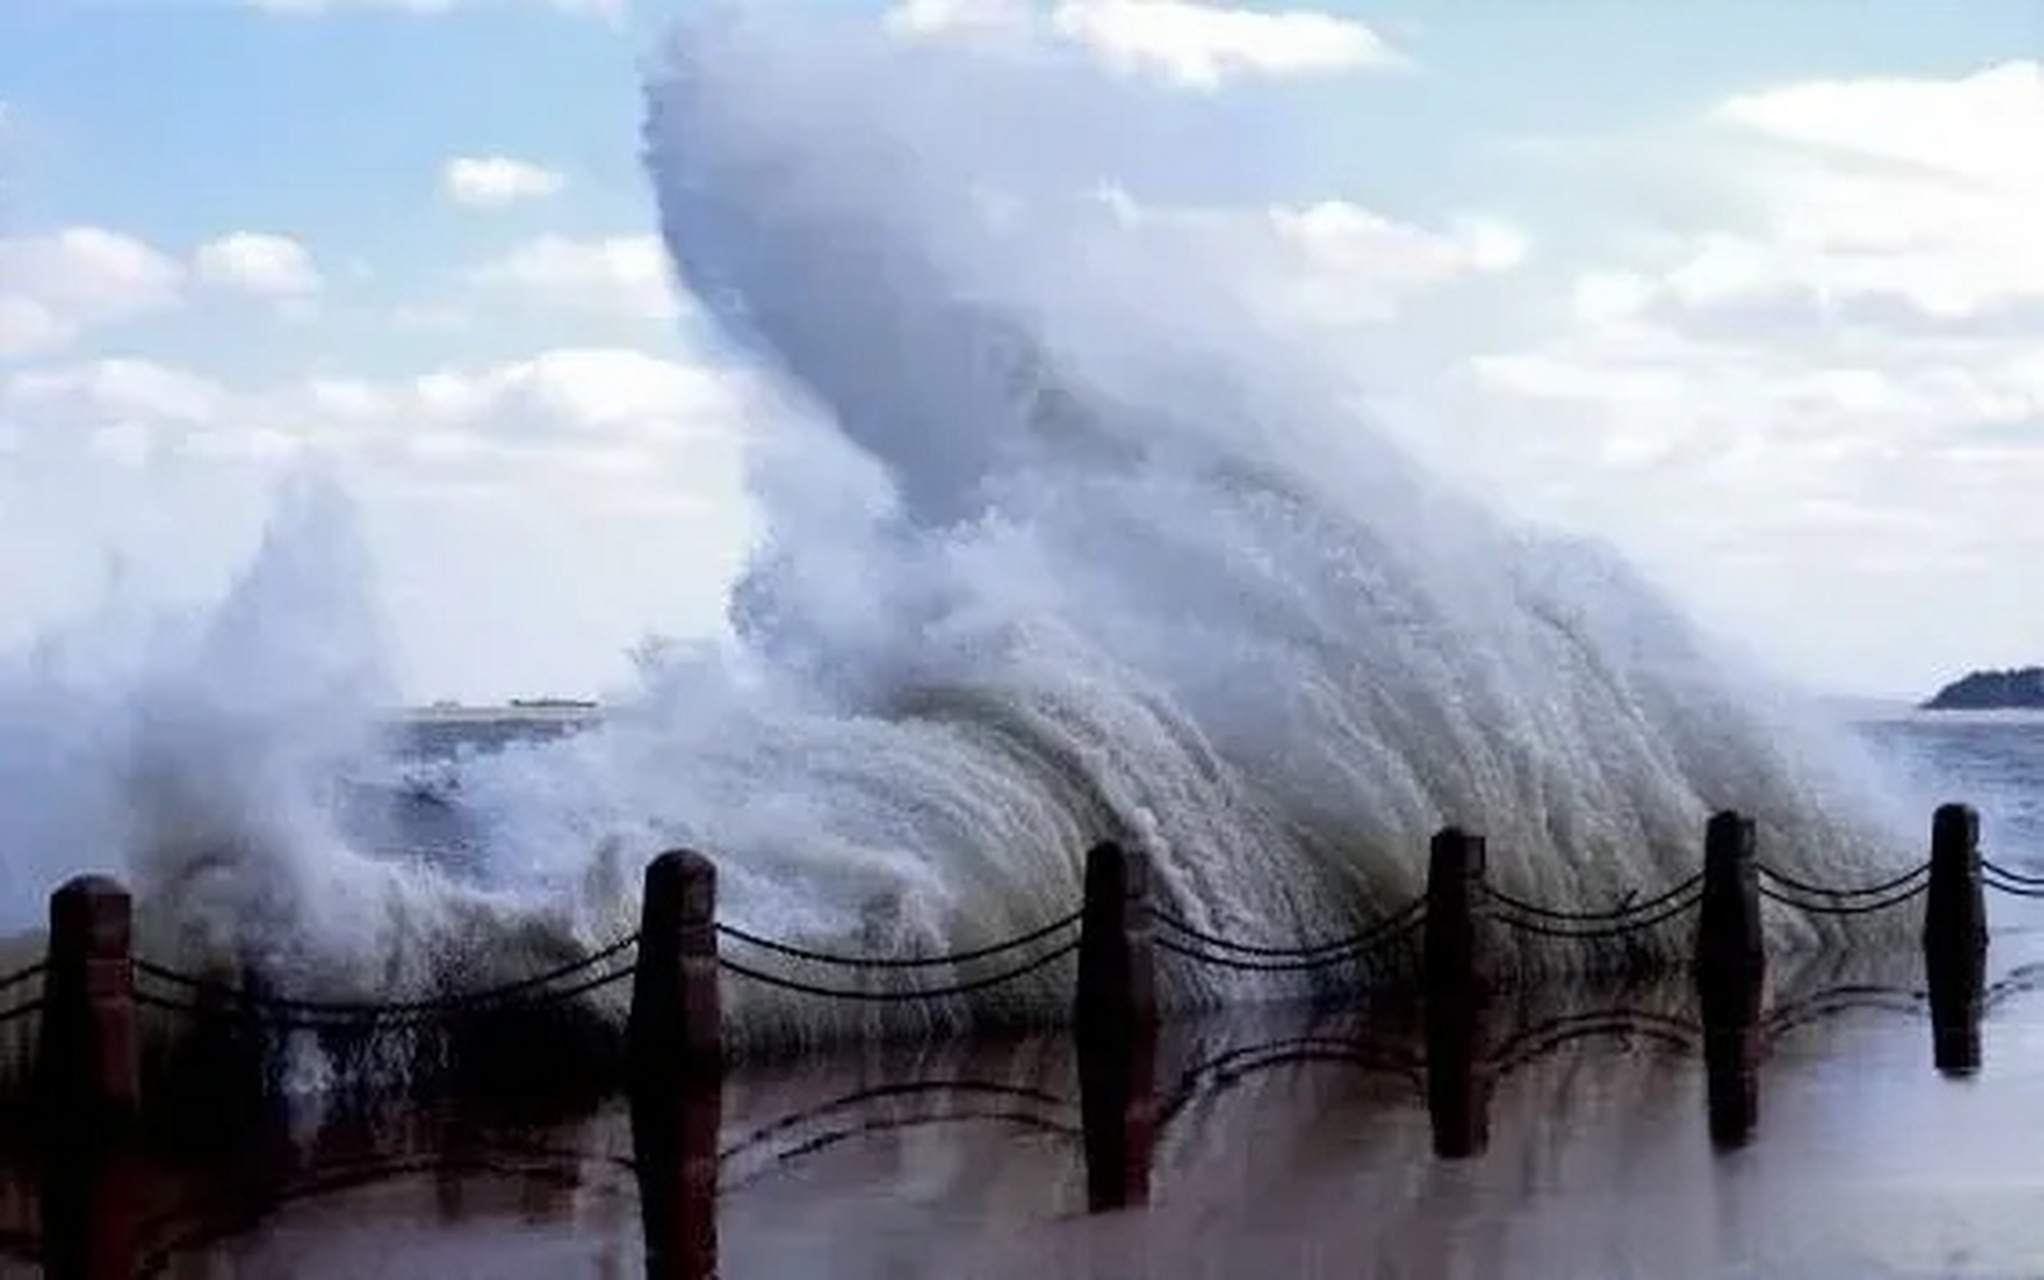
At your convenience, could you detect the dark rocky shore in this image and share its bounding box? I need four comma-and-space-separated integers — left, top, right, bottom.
1923, 668, 2044, 711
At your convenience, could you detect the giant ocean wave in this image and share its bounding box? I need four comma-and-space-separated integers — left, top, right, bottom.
0, 10, 1920, 1062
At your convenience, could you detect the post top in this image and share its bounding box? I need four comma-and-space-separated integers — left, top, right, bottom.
1705, 810, 1756, 853
644, 848, 715, 881
1429, 827, 1486, 879
52, 873, 130, 904
642, 850, 717, 926
48, 873, 133, 953
1084, 841, 1148, 893
1933, 803, 1980, 844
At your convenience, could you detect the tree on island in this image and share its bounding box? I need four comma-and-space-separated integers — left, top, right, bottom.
1922, 667, 2044, 710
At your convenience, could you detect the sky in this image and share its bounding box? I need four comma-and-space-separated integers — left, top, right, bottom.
1, 0, 2040, 704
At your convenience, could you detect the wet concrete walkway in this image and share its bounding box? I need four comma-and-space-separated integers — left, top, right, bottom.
10, 933, 2044, 1279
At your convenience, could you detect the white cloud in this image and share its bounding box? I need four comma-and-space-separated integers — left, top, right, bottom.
884, 0, 1032, 37
8, 359, 227, 425
2, 359, 228, 470
887, 0, 1402, 88
403, 349, 740, 444
1098, 188, 1523, 323
1050, 0, 1402, 88
195, 233, 325, 299
247, 0, 621, 18
0, 228, 186, 358
1714, 60, 2043, 186
0, 347, 754, 473
0, 227, 336, 355
0, 346, 759, 701
1431, 63, 2044, 693
442, 156, 567, 208
0, 299, 67, 360
468, 235, 685, 322
1267, 203, 1524, 312
1597, 61, 2044, 327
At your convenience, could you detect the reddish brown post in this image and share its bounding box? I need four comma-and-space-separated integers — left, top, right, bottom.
40, 1146, 141, 1280
39, 875, 139, 1128
629, 851, 722, 1086
1076, 841, 1155, 1041
1924, 803, 1986, 1076
1702, 1013, 1763, 1151
1424, 828, 1489, 999
38, 875, 141, 1280
1424, 828, 1492, 1157
1695, 812, 1763, 1148
631, 1071, 722, 1280
1695, 812, 1764, 1003
1075, 841, 1156, 1210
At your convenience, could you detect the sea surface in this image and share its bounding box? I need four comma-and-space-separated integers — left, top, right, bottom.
1856, 710, 2044, 864
10, 709, 2030, 1280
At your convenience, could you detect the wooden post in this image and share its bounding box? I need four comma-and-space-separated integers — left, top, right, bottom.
1075, 841, 1155, 1043
1424, 828, 1489, 1001
40, 1144, 141, 1280
1695, 812, 1763, 1010
1702, 1012, 1762, 1150
39, 876, 139, 1130
629, 851, 722, 1086
1075, 841, 1155, 1210
1694, 812, 1763, 1148
1425, 996, 1493, 1160
38, 875, 140, 1280
1424, 827, 1491, 1158
1924, 803, 1986, 1076
631, 1071, 722, 1280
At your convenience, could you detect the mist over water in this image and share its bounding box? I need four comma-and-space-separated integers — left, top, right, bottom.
0, 11, 1922, 1050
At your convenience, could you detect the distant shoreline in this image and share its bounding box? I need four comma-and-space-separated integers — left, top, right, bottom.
1920, 667, 2044, 713
393, 704, 604, 725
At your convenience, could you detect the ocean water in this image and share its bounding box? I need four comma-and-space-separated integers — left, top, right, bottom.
1853, 712, 2044, 867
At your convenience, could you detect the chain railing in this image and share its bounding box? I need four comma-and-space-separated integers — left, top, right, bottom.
1483, 873, 1708, 940
126, 933, 642, 1035
1757, 860, 1932, 914
14, 798, 2044, 1145
0, 960, 44, 1031
713, 906, 1086, 1003
105, 834, 1994, 1035
1148, 898, 1424, 974
1983, 857, 2044, 899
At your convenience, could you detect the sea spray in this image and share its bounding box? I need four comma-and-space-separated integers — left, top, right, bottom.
0, 482, 622, 1047
580, 8, 1914, 1020
0, 11, 1927, 1068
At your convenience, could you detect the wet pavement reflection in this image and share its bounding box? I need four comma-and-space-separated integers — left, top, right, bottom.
7, 936, 2044, 1279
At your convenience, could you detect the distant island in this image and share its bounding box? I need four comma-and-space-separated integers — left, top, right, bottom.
1922, 667, 2044, 710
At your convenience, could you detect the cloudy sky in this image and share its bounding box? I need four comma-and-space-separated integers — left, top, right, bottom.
1, 0, 2039, 703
